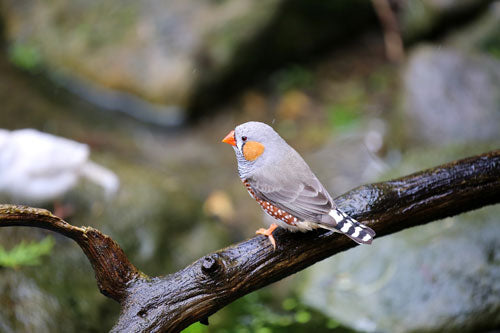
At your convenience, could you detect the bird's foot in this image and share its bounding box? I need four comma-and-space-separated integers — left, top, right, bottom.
255, 223, 278, 250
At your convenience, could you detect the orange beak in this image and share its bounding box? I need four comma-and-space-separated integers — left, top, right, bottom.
222, 130, 236, 146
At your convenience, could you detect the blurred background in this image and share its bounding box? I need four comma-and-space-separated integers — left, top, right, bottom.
0, 0, 499, 332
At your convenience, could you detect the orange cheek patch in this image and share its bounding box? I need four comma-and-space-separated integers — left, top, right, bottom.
243, 141, 265, 161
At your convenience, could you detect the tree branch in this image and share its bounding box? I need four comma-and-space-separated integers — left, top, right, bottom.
1, 150, 499, 332
0, 206, 142, 303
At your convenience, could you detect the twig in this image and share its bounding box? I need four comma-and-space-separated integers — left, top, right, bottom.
371, 0, 405, 62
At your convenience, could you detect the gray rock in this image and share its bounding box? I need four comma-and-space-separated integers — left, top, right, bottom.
0, 0, 282, 121
0, 0, 377, 121
0, 270, 62, 333
403, 46, 500, 145
299, 204, 500, 333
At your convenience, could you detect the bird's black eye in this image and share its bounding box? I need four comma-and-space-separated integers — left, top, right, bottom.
242, 136, 247, 141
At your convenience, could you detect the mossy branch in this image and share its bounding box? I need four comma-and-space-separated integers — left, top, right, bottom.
1, 150, 499, 332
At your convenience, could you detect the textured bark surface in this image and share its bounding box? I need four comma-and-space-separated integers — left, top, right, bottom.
1, 150, 499, 332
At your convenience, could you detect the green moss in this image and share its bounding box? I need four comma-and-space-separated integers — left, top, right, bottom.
327, 103, 361, 131
480, 32, 500, 58
8, 43, 43, 71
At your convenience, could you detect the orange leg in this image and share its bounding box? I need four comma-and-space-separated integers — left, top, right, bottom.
255, 223, 278, 250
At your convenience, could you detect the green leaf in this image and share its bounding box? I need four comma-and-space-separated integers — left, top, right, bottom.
0, 236, 54, 268
282, 297, 298, 311
294, 310, 312, 324
182, 322, 208, 333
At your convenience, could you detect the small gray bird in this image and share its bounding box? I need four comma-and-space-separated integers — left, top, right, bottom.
222, 121, 375, 249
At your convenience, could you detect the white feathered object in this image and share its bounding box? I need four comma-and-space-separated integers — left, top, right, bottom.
0, 128, 119, 204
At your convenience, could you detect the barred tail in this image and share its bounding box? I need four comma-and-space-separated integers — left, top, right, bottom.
327, 209, 375, 244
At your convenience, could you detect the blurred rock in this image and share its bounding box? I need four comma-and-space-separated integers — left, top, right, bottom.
400, 0, 494, 41
189, 0, 377, 117
402, 46, 500, 145
0, 0, 377, 121
364, 118, 387, 154
301, 207, 500, 332
0, 271, 61, 332
307, 129, 388, 195
447, 1, 500, 58
0, 0, 282, 122
299, 147, 500, 332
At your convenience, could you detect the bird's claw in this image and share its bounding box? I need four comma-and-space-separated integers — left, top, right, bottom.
255, 223, 278, 250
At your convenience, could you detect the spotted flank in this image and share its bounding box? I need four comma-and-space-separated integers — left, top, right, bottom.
243, 180, 299, 226
328, 209, 375, 244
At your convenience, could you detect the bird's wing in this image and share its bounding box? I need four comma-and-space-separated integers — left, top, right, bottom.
247, 162, 334, 222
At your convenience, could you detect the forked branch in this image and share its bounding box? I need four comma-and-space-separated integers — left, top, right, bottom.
1, 150, 499, 332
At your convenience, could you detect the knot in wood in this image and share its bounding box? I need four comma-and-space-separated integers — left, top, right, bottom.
201, 255, 221, 275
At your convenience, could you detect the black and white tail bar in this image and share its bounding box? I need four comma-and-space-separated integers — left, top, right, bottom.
329, 209, 375, 244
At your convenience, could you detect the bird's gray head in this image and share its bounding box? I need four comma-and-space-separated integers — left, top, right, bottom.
222, 121, 286, 179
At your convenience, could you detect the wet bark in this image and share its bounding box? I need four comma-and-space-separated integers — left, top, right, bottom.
1, 150, 499, 332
